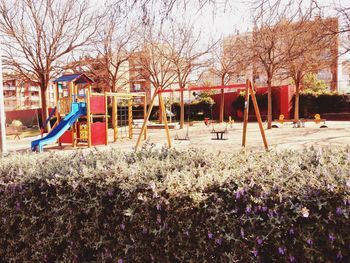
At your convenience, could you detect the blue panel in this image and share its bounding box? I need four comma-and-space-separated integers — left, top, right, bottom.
53, 73, 94, 84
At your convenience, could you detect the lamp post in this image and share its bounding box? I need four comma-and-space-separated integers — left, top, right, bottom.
0, 48, 7, 154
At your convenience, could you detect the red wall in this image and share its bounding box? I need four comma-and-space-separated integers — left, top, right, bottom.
211, 85, 295, 121
5, 109, 41, 127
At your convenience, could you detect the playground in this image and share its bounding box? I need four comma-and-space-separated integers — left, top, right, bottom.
6, 120, 350, 153
2, 73, 348, 153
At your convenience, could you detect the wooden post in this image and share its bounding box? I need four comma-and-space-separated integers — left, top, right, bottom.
113, 96, 118, 142
56, 82, 62, 146
242, 80, 250, 147
159, 92, 171, 148
135, 87, 160, 151
86, 88, 92, 148
143, 95, 147, 140
128, 98, 133, 139
104, 92, 108, 145
248, 80, 268, 150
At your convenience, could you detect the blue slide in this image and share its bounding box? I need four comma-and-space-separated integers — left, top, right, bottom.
31, 102, 86, 152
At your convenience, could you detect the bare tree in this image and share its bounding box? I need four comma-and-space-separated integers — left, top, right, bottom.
93, 4, 140, 92
284, 17, 337, 121
251, 0, 320, 128
212, 35, 250, 122
0, 0, 102, 129
164, 21, 214, 128
134, 26, 177, 122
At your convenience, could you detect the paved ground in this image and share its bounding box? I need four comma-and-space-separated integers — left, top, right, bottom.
4, 121, 350, 154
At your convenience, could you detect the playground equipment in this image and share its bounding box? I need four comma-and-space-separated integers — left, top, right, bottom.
135, 80, 268, 150
274, 113, 327, 128
31, 73, 146, 152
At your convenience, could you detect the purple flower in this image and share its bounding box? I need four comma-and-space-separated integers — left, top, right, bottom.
246, 206, 252, 213
329, 234, 336, 242
236, 190, 242, 199
268, 210, 274, 218
336, 207, 342, 215
156, 214, 161, 224
156, 204, 161, 211
107, 190, 113, 196
262, 206, 268, 212
289, 255, 296, 262
306, 238, 313, 245
215, 238, 222, 245
208, 233, 213, 239
257, 237, 263, 245
240, 228, 245, 238
120, 224, 125, 230
118, 258, 123, 263
142, 227, 148, 234
278, 247, 285, 255
289, 228, 295, 235
15, 201, 21, 212
251, 247, 258, 257
337, 251, 343, 261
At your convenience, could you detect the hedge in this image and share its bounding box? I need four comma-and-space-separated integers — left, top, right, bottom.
0, 146, 349, 262
296, 92, 349, 117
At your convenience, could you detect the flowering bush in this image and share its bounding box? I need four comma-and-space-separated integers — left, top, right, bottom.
0, 146, 349, 262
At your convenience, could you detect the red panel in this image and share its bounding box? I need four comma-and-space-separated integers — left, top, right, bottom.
91, 122, 107, 145
90, 96, 105, 114
59, 130, 73, 143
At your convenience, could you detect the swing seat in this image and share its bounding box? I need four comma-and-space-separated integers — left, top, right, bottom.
174, 133, 190, 141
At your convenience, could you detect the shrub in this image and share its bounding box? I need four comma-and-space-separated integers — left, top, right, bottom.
232, 92, 268, 113
0, 146, 349, 262
295, 91, 349, 117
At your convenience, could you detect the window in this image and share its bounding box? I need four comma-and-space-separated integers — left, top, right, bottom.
133, 84, 141, 91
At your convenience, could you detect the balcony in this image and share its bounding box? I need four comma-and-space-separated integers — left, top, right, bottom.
3, 86, 16, 91
28, 86, 40, 92
29, 96, 40, 101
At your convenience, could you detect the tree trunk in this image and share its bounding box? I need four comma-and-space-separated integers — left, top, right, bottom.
267, 79, 272, 129
158, 95, 163, 124
294, 83, 300, 121
40, 84, 50, 132
219, 88, 224, 123
180, 90, 184, 129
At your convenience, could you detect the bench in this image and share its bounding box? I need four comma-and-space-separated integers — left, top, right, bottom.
211, 130, 227, 140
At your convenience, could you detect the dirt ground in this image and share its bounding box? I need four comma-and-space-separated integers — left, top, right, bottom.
4, 120, 350, 154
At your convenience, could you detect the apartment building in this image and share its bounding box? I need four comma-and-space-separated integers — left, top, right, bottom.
3, 78, 41, 111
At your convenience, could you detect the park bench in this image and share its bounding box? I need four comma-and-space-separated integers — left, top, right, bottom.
211, 123, 229, 140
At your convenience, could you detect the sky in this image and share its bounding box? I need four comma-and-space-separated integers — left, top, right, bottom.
94, 0, 349, 40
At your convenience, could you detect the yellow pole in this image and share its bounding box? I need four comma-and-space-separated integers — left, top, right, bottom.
104, 92, 108, 145
113, 96, 118, 142
86, 88, 92, 148
159, 92, 171, 148
128, 98, 133, 139
56, 82, 62, 146
248, 80, 268, 150
242, 80, 250, 147
135, 87, 160, 151
143, 95, 147, 140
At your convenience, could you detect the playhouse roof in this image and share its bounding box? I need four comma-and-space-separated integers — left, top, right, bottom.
53, 73, 94, 84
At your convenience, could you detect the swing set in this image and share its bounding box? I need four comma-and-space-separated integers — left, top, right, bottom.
135, 79, 268, 150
